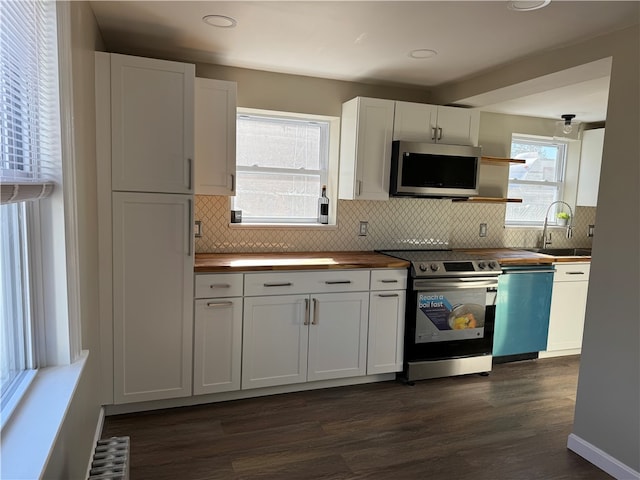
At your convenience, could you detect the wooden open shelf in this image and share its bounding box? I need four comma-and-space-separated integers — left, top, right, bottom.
481, 156, 526, 166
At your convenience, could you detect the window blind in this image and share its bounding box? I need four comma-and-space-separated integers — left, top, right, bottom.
0, 0, 59, 205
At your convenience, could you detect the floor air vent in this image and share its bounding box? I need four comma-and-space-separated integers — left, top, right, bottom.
88, 436, 130, 480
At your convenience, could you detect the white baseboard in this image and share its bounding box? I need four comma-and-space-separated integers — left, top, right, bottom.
568, 433, 640, 480
85, 407, 105, 479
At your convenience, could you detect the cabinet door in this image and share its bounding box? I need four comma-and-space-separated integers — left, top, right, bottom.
194, 78, 237, 195
193, 297, 242, 395
242, 295, 309, 389
367, 290, 406, 374
339, 97, 394, 201
577, 128, 604, 207
394, 101, 437, 142
547, 281, 588, 351
307, 292, 369, 381
111, 54, 195, 194
112, 192, 194, 404
435, 106, 480, 146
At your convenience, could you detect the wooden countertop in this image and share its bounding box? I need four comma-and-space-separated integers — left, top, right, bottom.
459, 248, 591, 265
194, 251, 411, 273
194, 249, 590, 272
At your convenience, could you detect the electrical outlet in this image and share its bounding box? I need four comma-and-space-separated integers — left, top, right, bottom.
194, 220, 202, 238
479, 223, 487, 237
359, 221, 368, 236
588, 224, 595, 237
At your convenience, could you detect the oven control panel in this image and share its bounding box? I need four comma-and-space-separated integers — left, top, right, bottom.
413, 260, 501, 277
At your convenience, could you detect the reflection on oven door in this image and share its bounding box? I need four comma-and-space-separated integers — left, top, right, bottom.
416, 290, 486, 343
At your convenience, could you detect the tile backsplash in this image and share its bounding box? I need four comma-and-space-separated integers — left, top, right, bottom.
195, 195, 596, 253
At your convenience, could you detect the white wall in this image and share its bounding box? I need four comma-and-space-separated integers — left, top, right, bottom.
42, 2, 105, 478
437, 24, 640, 475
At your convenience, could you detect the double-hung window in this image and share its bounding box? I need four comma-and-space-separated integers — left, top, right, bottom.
232, 110, 338, 225
505, 135, 568, 225
1, 0, 60, 421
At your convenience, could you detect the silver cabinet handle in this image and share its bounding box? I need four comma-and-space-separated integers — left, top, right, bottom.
209, 283, 231, 289
187, 157, 193, 191
187, 198, 192, 257
312, 298, 319, 325
356, 180, 362, 196
264, 282, 293, 287
431, 127, 437, 141
377, 293, 399, 298
380, 279, 399, 283
324, 280, 352, 285
229, 173, 235, 192
566, 271, 586, 275
206, 301, 233, 308
437, 127, 443, 140
304, 298, 310, 326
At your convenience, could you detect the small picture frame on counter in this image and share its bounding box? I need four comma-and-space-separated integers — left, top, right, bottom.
231, 210, 242, 223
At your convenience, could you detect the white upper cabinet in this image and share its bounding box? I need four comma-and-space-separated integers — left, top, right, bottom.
577, 128, 605, 207
338, 97, 395, 201
110, 54, 195, 194
394, 101, 479, 146
194, 78, 237, 196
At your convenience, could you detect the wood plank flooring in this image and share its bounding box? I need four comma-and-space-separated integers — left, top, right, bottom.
102, 356, 611, 479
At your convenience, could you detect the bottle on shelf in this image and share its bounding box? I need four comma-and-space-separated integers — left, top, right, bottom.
318, 184, 329, 224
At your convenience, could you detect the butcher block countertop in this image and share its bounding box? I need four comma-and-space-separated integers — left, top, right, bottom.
194, 251, 411, 273
194, 249, 590, 273
460, 248, 592, 265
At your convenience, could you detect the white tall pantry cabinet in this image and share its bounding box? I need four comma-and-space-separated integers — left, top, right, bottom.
97, 52, 195, 404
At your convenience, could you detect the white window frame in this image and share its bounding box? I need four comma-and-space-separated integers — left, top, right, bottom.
505, 134, 571, 226
231, 108, 340, 227
0, 0, 80, 430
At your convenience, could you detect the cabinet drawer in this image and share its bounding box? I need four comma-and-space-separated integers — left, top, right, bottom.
370, 268, 408, 291
244, 270, 370, 296
553, 263, 590, 281
195, 273, 243, 298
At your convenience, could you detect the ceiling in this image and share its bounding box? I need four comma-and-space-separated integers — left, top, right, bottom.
89, 1, 640, 122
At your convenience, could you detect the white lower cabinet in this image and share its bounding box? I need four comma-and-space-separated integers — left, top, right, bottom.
242, 294, 310, 389
242, 270, 371, 390
367, 269, 407, 374
544, 263, 590, 355
112, 192, 194, 404
307, 292, 369, 381
193, 274, 243, 395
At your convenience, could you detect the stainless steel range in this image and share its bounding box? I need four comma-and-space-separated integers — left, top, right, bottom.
378, 250, 501, 382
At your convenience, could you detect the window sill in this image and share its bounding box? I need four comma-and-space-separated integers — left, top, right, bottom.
0, 351, 89, 480
228, 222, 338, 230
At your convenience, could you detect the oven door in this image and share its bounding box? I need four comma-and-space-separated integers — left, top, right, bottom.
406, 277, 498, 362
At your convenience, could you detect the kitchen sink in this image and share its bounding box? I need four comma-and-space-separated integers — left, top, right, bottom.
525, 247, 592, 256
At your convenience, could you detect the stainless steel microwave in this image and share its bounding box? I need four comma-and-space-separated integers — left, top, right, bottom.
390, 141, 482, 198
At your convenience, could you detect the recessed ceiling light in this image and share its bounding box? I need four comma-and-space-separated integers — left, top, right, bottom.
409, 49, 438, 59
202, 14, 237, 28
507, 1, 551, 11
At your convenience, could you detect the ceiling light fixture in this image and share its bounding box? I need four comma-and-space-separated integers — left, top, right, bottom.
554, 114, 581, 140
507, 0, 551, 11
409, 49, 438, 59
202, 14, 237, 28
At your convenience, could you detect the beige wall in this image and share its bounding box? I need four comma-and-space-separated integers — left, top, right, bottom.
439, 24, 640, 474
43, 2, 104, 478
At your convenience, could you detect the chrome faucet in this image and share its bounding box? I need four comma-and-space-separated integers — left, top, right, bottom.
541, 201, 574, 248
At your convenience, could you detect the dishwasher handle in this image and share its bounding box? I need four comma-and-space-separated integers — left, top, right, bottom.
502, 269, 556, 274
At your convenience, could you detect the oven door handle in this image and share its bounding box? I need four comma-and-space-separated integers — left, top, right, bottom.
413, 278, 499, 290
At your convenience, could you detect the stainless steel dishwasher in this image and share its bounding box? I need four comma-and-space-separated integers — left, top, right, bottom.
493, 265, 555, 362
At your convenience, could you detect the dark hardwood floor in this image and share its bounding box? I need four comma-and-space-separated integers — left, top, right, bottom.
102, 356, 611, 480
